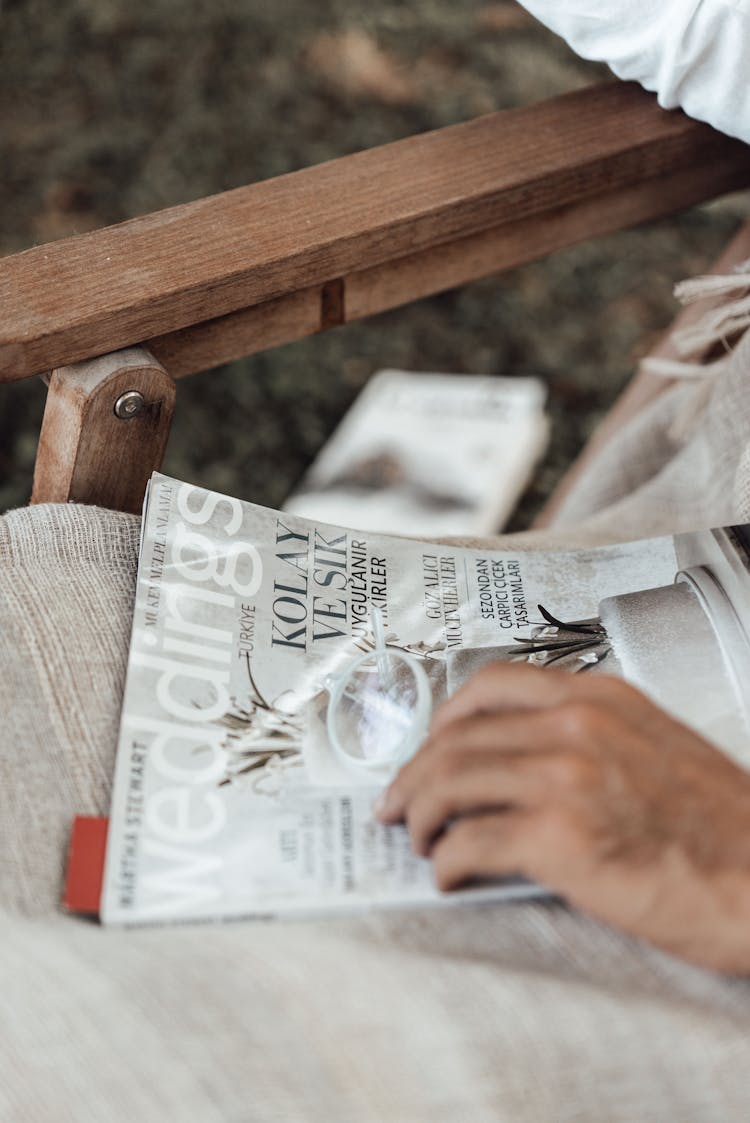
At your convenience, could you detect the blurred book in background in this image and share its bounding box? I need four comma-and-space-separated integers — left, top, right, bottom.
284, 370, 549, 536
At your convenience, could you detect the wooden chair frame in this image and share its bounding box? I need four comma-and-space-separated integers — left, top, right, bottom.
2, 81, 750, 515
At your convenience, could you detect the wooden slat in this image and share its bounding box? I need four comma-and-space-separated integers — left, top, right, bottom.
3, 81, 750, 384
147, 158, 750, 379
346, 169, 750, 323
31, 347, 175, 513
148, 287, 323, 378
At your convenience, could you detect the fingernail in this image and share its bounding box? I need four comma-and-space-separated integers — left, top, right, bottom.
374, 792, 390, 820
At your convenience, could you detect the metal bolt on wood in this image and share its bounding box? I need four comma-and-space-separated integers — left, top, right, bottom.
114, 390, 146, 419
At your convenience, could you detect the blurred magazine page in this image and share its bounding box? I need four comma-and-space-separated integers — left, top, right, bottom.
99, 474, 750, 926
284, 370, 549, 535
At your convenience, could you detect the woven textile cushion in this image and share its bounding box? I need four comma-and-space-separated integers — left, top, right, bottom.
3, 501, 750, 1122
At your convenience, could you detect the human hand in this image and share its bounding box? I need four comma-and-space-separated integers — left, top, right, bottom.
376, 663, 750, 973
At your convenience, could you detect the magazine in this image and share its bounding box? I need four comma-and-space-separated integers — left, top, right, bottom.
283, 369, 549, 535
70, 474, 750, 925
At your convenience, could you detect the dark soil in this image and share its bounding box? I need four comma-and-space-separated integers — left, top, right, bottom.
1, 0, 745, 524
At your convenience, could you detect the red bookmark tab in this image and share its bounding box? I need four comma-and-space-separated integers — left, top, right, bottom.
63, 816, 109, 916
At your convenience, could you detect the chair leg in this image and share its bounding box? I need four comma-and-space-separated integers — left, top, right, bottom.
31, 346, 176, 514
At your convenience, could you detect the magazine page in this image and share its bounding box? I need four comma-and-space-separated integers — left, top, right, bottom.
283, 370, 549, 536
100, 474, 750, 925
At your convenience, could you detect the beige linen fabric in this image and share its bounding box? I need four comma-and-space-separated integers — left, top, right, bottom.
549, 328, 750, 539
4, 392, 750, 1122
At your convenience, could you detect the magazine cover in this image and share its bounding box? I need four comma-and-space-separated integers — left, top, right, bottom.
86, 474, 750, 926
283, 369, 549, 535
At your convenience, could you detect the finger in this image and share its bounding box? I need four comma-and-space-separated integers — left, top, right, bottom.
377, 709, 562, 824
431, 811, 534, 891
432, 663, 561, 732
404, 749, 549, 856
431, 663, 641, 736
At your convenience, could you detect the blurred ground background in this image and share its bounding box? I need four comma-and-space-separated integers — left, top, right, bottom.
1, 0, 747, 525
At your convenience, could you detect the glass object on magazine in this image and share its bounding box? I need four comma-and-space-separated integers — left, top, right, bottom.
325, 607, 432, 774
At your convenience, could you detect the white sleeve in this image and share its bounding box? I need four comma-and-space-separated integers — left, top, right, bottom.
519, 0, 750, 145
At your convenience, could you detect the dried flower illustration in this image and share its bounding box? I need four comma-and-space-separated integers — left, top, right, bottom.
352, 629, 447, 661
511, 604, 611, 672
217, 652, 306, 795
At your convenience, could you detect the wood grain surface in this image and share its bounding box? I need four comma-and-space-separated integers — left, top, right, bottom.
31, 347, 176, 512
3, 82, 750, 383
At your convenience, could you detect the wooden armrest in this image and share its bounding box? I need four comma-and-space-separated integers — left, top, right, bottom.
2, 81, 750, 385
